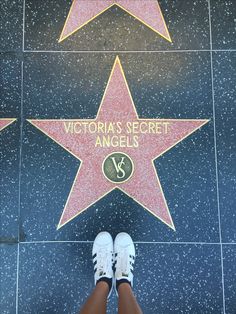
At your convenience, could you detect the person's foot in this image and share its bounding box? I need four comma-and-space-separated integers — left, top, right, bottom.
114, 232, 136, 295
92, 231, 113, 298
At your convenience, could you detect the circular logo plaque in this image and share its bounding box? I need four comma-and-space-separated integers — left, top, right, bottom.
102, 152, 134, 184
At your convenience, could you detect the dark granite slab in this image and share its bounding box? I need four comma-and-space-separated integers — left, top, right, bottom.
223, 245, 236, 314
211, 0, 236, 50
0, 0, 23, 52
0, 244, 18, 314
0, 54, 21, 242
213, 52, 236, 243
18, 242, 223, 313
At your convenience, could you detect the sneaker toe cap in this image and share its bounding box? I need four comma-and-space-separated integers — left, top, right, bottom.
93, 231, 113, 252
114, 233, 135, 253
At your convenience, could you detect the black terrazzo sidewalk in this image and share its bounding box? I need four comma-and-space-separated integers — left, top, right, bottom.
1, 1, 236, 313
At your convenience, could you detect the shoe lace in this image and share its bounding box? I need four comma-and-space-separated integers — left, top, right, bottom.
117, 248, 131, 276
96, 247, 112, 277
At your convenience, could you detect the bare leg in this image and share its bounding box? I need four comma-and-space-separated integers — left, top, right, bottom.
79, 281, 109, 314
118, 283, 143, 314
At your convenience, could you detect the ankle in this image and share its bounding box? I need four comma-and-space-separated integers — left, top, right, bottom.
96, 277, 112, 294
116, 278, 131, 293
96, 280, 109, 292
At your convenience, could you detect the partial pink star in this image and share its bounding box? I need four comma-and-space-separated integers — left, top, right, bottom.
59, 0, 171, 42
0, 119, 16, 132
28, 57, 208, 230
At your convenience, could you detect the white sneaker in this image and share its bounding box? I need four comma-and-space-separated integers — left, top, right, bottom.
92, 231, 113, 298
114, 232, 136, 295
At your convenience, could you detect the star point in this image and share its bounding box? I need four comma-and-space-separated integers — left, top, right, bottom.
0, 119, 16, 132
59, 0, 172, 43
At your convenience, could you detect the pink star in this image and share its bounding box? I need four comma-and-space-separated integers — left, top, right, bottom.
59, 0, 171, 42
0, 119, 16, 132
28, 57, 208, 230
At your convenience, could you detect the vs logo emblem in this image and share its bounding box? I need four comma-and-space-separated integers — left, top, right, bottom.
103, 152, 134, 183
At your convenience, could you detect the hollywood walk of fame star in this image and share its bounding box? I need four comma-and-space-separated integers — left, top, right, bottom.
59, 0, 171, 42
0, 119, 16, 132
28, 57, 209, 230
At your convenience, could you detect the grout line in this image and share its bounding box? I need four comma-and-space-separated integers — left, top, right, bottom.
15, 60, 24, 314
23, 49, 209, 53
0, 50, 235, 55
137, 243, 236, 246
22, 0, 25, 52
19, 240, 229, 245
16, 3, 25, 310
208, 1, 226, 313
213, 49, 236, 52
21, 240, 94, 244
21, 49, 236, 54
135, 241, 220, 245
15, 244, 20, 314
18, 64, 24, 248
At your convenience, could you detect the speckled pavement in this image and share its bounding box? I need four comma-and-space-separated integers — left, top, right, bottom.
0, 1, 236, 313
